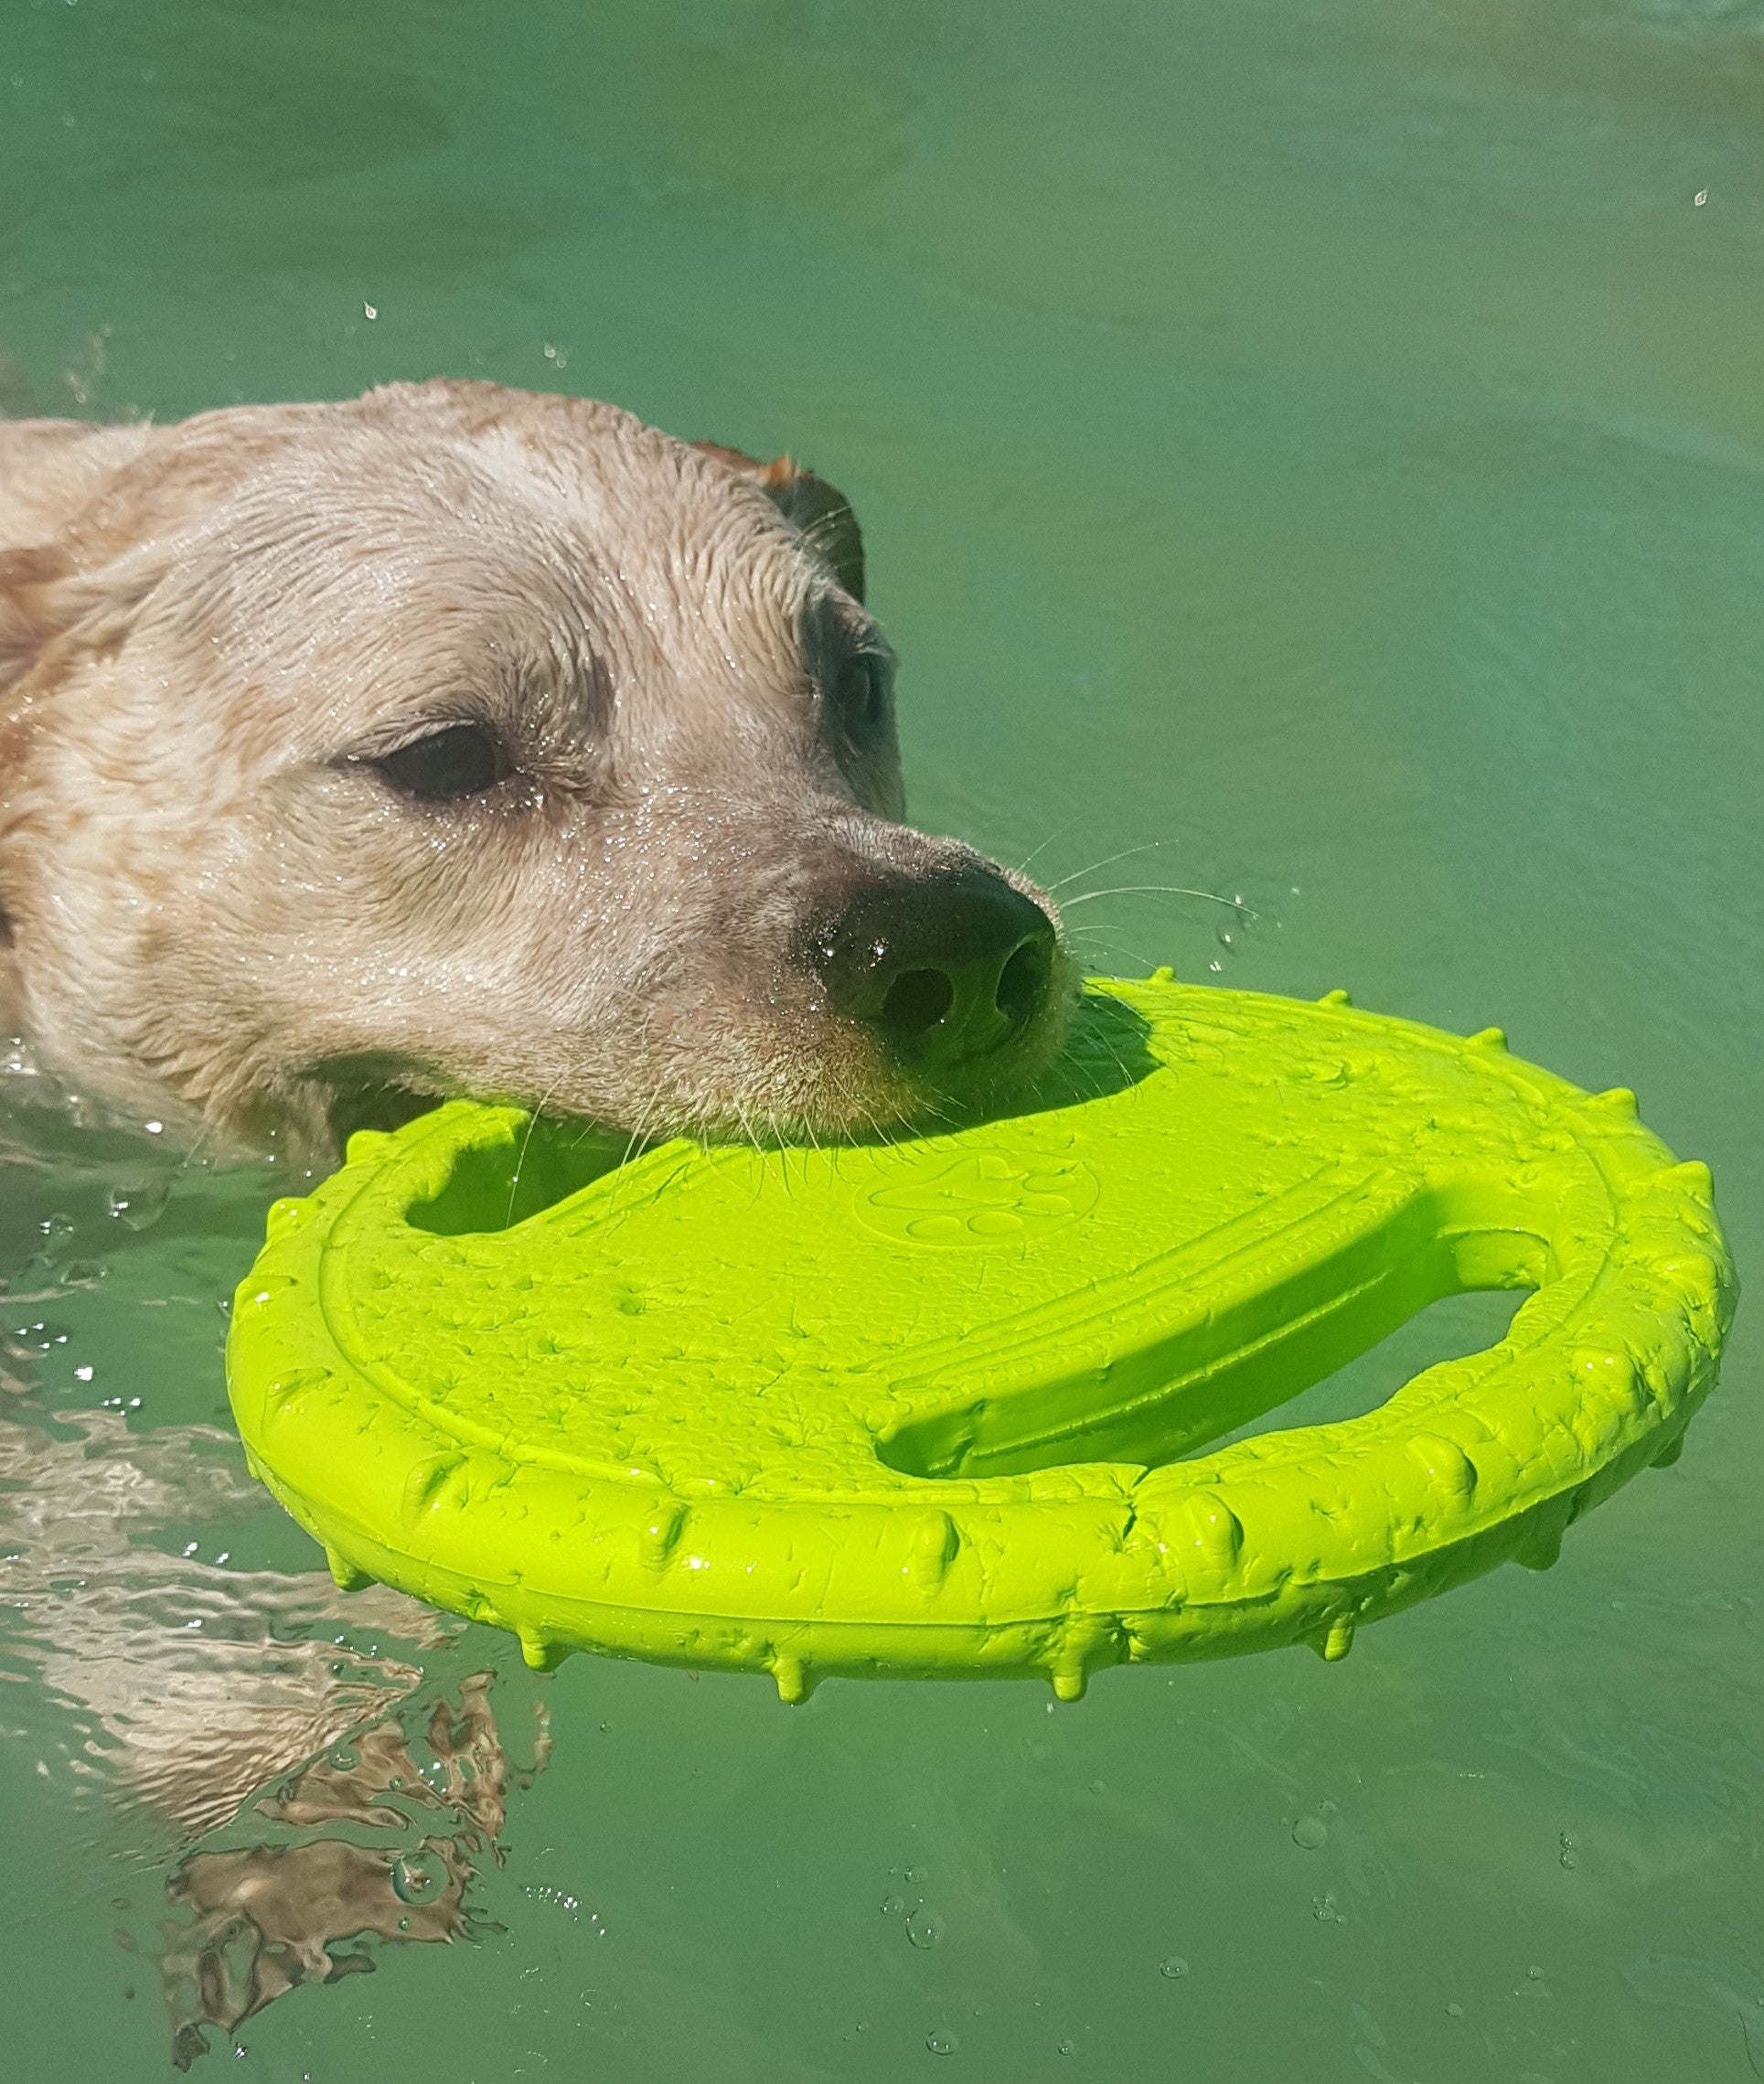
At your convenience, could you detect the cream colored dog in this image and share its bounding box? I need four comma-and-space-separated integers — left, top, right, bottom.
0, 381, 1067, 1155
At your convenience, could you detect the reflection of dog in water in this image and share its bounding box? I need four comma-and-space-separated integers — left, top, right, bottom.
164, 1673, 550, 2069
0, 1398, 549, 2066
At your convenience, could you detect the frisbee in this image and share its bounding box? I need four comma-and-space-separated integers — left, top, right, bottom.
227, 975, 1735, 1699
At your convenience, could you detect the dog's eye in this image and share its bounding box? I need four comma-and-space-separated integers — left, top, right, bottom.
371, 722, 507, 802
834, 654, 890, 742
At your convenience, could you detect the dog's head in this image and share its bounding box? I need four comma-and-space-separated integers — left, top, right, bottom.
0, 381, 1071, 1152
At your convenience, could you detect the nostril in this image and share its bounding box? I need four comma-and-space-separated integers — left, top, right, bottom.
879, 967, 956, 1042
995, 938, 1050, 1031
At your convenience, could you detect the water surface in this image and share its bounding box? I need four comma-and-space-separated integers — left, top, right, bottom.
3, 3, 1760, 2078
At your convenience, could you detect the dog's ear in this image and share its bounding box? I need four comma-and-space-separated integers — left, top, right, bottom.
0, 540, 166, 705
0, 544, 80, 698
693, 442, 866, 604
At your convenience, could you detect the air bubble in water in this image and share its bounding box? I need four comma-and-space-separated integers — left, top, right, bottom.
391, 1849, 444, 1904
107, 1178, 171, 1230
906, 1907, 944, 1950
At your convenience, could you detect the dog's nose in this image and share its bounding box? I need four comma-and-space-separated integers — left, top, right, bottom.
810, 868, 1058, 1073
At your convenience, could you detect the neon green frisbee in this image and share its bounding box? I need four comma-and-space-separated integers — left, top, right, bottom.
227, 976, 1735, 1699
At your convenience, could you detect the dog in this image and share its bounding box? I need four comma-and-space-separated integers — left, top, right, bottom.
0, 382, 1074, 2057
0, 380, 1070, 1158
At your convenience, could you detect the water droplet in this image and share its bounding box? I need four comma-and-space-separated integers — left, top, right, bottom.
925, 2030, 957, 2055
1311, 1893, 1342, 1923
1088, 1779, 1106, 1795
881, 1894, 904, 1918
904, 1864, 926, 1885
1291, 1814, 1329, 1851
1159, 1956, 1188, 1980
391, 1848, 445, 1904
326, 1743, 359, 1772
906, 1906, 945, 1950
1527, 1964, 1545, 1982
106, 1178, 171, 1230
1446, 2002, 1464, 2017
1057, 2037, 1076, 2056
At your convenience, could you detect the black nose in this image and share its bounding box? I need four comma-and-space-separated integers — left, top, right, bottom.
810, 867, 1058, 1074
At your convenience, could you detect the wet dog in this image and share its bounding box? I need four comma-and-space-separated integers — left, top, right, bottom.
0, 381, 1069, 1155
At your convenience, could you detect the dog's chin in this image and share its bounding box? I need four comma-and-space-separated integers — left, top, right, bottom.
297, 969, 1078, 1164
641, 974, 1081, 1149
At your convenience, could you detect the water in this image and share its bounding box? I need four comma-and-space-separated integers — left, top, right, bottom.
3, 1, 1761, 2076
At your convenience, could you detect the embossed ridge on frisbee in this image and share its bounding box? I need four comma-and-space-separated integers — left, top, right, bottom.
226, 976, 1737, 1700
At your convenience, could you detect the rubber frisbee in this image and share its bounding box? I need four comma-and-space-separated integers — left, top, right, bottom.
227, 976, 1735, 1699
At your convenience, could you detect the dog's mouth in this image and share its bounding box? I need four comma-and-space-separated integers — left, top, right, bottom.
305, 866, 1073, 1157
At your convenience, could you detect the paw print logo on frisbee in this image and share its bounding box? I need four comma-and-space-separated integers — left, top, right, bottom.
858, 1149, 1099, 1245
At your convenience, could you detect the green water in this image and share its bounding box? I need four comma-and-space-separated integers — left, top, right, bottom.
3, 2, 1760, 2077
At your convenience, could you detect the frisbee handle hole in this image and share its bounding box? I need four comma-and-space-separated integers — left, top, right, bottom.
876, 1203, 1552, 1481
1178, 1285, 1530, 1460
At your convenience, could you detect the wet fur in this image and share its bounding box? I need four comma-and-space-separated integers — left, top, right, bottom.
0, 380, 1068, 1157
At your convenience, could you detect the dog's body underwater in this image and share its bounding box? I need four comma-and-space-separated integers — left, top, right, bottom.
0, 380, 1067, 1154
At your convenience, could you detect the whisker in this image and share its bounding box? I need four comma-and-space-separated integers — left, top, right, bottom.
1062, 884, 1259, 918
617, 1085, 667, 1174
1066, 927, 1165, 975
1015, 816, 1085, 877
1044, 841, 1171, 894
505, 1080, 561, 1228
